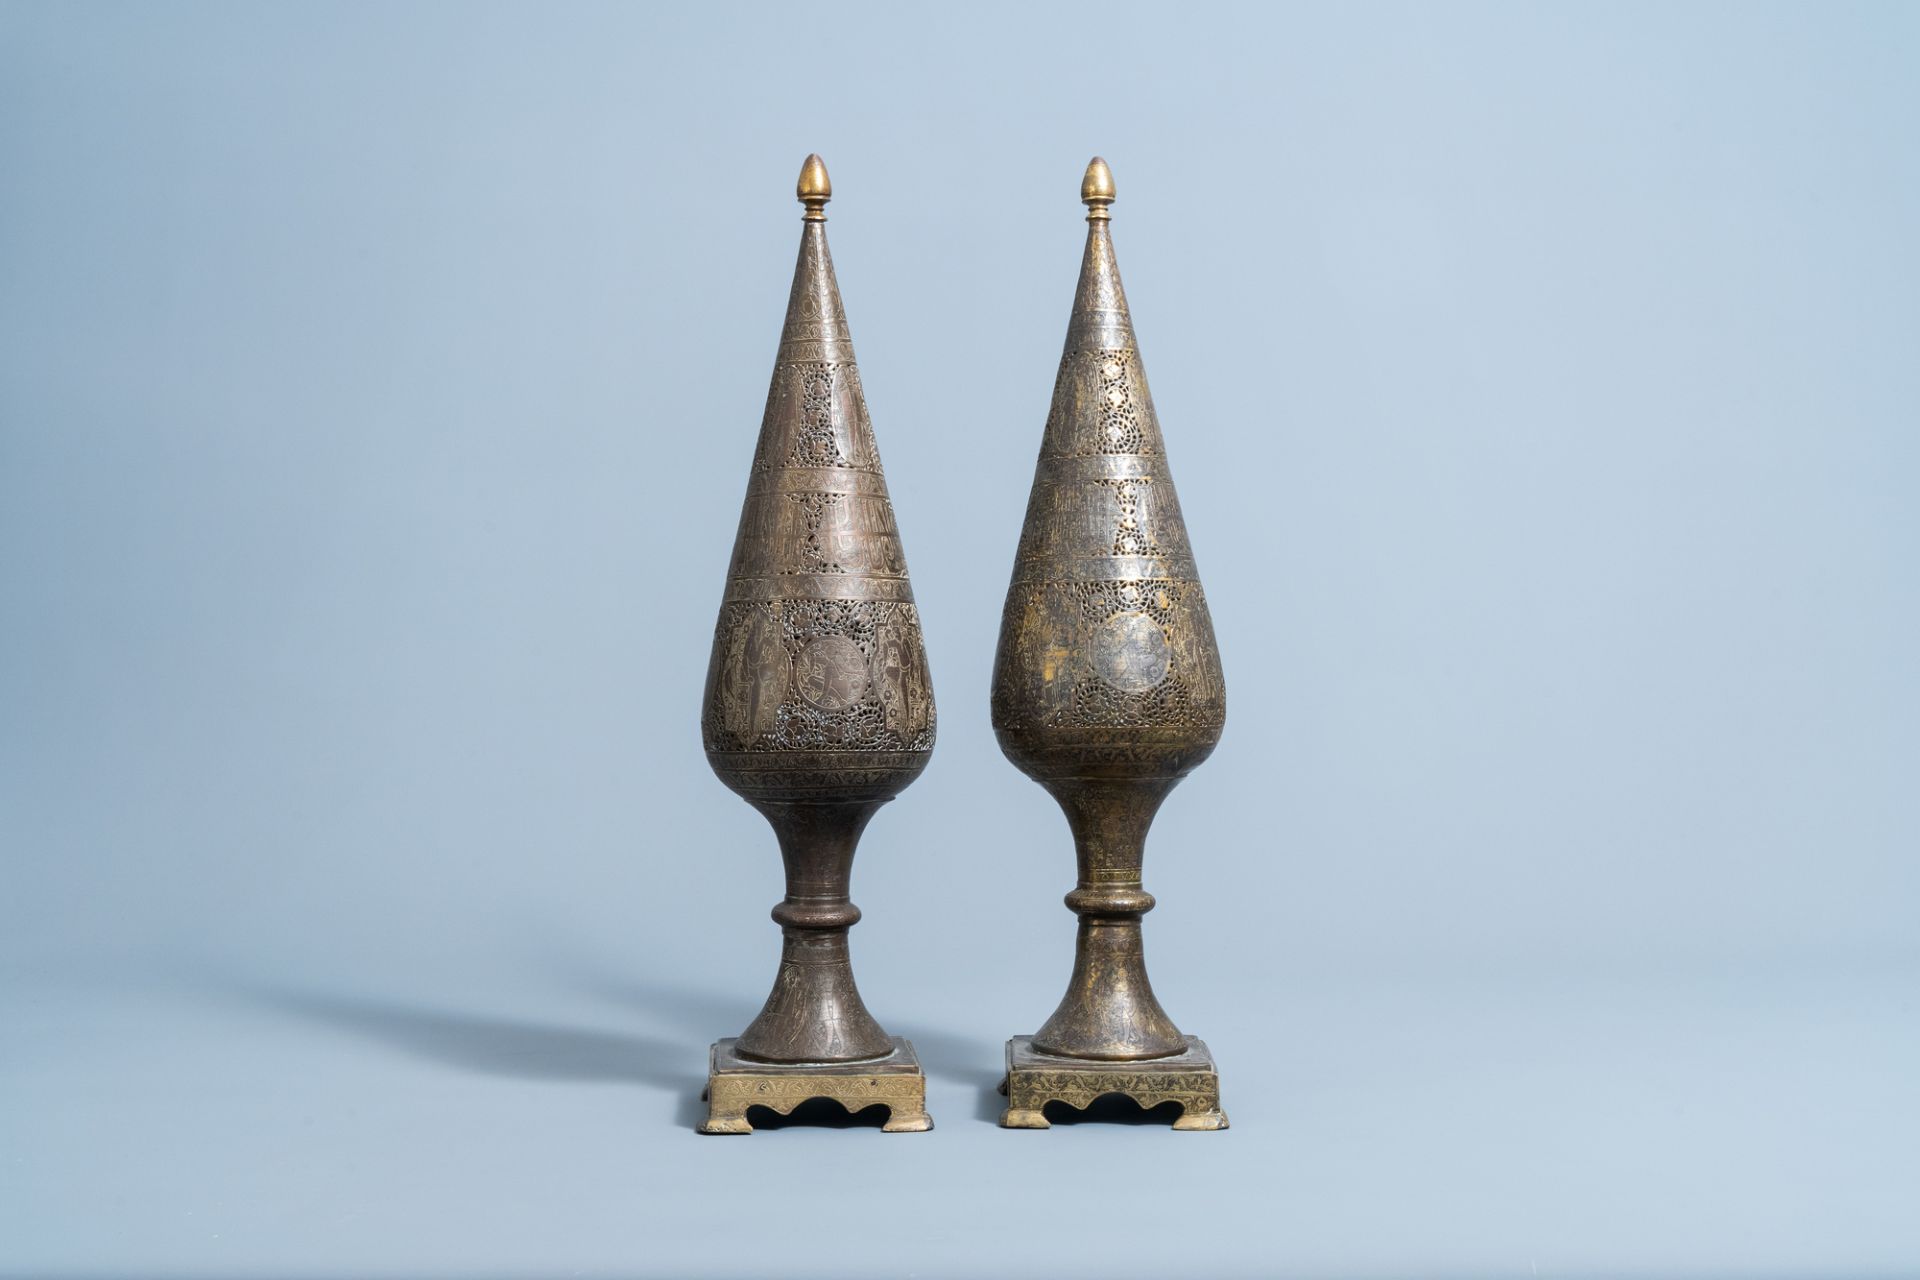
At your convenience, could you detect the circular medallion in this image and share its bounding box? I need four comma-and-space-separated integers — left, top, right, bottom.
1093, 612, 1171, 693
794, 635, 869, 711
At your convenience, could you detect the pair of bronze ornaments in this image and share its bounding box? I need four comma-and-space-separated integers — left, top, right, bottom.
700, 155, 1227, 1133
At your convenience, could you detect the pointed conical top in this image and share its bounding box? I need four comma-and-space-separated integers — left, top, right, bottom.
1081, 156, 1115, 220
797, 153, 831, 220
1064, 159, 1133, 353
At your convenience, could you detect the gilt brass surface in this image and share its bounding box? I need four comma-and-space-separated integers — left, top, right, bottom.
1000, 1036, 1226, 1130
701, 1038, 932, 1135
991, 158, 1228, 1127
698, 155, 933, 1133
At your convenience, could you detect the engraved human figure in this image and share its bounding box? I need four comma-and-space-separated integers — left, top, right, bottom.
794, 635, 869, 712
1090, 611, 1169, 693
875, 623, 921, 738
747, 630, 787, 736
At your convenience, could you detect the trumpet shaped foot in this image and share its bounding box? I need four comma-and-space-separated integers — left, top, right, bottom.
699, 1037, 932, 1135
999, 1034, 1227, 1131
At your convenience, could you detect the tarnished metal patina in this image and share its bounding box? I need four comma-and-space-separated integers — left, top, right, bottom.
698, 155, 934, 1135
993, 158, 1228, 1130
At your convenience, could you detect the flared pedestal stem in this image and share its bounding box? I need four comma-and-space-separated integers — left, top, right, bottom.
734, 799, 895, 1063
1030, 777, 1187, 1061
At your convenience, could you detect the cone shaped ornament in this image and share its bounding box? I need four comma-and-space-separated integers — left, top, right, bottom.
697, 157, 934, 1134
992, 159, 1228, 1129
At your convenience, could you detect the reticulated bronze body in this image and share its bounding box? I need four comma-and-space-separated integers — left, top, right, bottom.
993, 158, 1228, 1130
698, 155, 933, 1134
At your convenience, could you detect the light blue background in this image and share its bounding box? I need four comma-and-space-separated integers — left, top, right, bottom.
2, 2, 1916, 1276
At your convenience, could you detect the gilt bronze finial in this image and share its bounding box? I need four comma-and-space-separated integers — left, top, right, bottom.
1080, 155, 1115, 220
797, 153, 831, 221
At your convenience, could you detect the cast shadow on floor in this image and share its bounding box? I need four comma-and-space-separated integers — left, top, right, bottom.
235, 974, 1007, 1133
241, 985, 713, 1130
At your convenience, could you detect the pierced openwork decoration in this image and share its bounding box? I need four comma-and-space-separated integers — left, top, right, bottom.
991, 157, 1228, 1131
698, 155, 934, 1135
1043, 349, 1162, 457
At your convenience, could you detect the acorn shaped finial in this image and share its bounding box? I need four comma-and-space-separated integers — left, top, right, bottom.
1080, 156, 1116, 219
797, 153, 832, 220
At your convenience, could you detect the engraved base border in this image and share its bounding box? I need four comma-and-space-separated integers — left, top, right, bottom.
998, 1034, 1227, 1131
699, 1036, 932, 1135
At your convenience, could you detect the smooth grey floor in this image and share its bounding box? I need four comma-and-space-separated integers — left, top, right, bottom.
3, 2, 1917, 1276
7, 945, 1918, 1278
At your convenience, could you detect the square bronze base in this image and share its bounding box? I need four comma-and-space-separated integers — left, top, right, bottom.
699, 1036, 932, 1134
999, 1035, 1228, 1130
